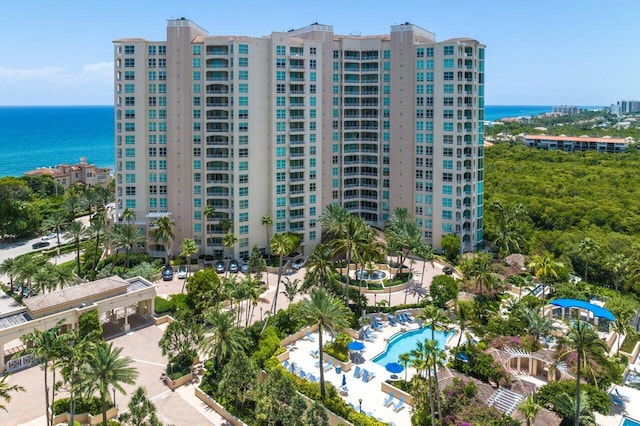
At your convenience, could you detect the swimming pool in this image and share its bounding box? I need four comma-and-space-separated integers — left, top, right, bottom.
621, 417, 640, 426
372, 326, 453, 366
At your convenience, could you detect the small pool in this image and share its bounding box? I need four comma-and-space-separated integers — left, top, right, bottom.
372, 326, 453, 366
621, 417, 640, 426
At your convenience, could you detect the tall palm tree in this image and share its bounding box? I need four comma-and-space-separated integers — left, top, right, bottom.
152, 216, 175, 266
295, 288, 352, 398
528, 253, 563, 301
422, 304, 450, 425
87, 215, 106, 274
180, 238, 198, 292
15, 254, 47, 295
612, 310, 634, 355
261, 215, 273, 258
518, 394, 541, 426
577, 237, 599, 283
222, 232, 238, 276
56, 328, 94, 426
605, 253, 627, 292
304, 243, 337, 291
455, 301, 474, 348
416, 242, 436, 288
265, 232, 298, 321
329, 215, 370, 303
23, 325, 63, 426
319, 204, 349, 240
44, 210, 69, 254
0, 374, 24, 412
121, 207, 136, 224
63, 192, 82, 219
385, 207, 422, 280
111, 223, 144, 272
408, 339, 437, 426
559, 320, 607, 426
201, 310, 249, 370
83, 342, 139, 426
472, 254, 493, 294
68, 220, 87, 275
553, 391, 595, 426
507, 273, 533, 301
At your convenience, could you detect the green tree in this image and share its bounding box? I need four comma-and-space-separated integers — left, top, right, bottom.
528, 253, 563, 302
44, 210, 69, 255
604, 253, 627, 292
87, 215, 106, 276
255, 367, 306, 425
559, 321, 607, 426
429, 274, 459, 308
265, 232, 298, 321
303, 243, 337, 291
68, 220, 87, 275
455, 300, 474, 348
329, 214, 371, 302
523, 307, 557, 346
421, 304, 450, 424
151, 216, 175, 265
0, 374, 24, 412
518, 394, 541, 426
247, 245, 266, 279
295, 288, 352, 398
440, 234, 461, 263
577, 237, 599, 283
261, 215, 273, 258
216, 351, 259, 411
415, 242, 436, 288
281, 277, 300, 308
385, 207, 422, 279
185, 269, 223, 313
0, 257, 17, 291
83, 342, 139, 426
56, 328, 94, 426
118, 387, 162, 426
78, 310, 104, 343
180, 238, 198, 291
201, 310, 249, 370
158, 318, 203, 367
553, 391, 595, 426
222, 232, 238, 275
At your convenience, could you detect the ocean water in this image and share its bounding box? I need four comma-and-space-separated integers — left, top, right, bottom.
0, 105, 604, 178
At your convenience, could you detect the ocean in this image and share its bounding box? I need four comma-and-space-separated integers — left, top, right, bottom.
0, 105, 602, 178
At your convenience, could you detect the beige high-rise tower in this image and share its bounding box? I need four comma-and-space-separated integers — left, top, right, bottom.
113, 19, 485, 260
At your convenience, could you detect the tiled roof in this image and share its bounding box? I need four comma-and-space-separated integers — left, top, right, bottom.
525, 134, 626, 143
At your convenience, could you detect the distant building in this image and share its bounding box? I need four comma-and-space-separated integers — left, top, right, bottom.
523, 134, 628, 153
613, 100, 640, 117
24, 157, 110, 188
552, 105, 579, 115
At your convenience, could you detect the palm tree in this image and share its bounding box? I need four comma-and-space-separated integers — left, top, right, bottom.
201, 310, 249, 370
44, 210, 69, 255
63, 191, 82, 218
408, 339, 437, 426
329, 215, 370, 303
612, 309, 634, 355
304, 243, 337, 291
472, 254, 494, 294
180, 238, 198, 291
121, 207, 136, 224
87, 215, 106, 275
281, 277, 300, 308
261, 215, 273, 258
518, 394, 541, 426
416, 242, 436, 288
23, 325, 63, 426
319, 204, 349, 240
523, 307, 557, 346
265, 232, 298, 321
222, 232, 238, 276
553, 391, 595, 426
559, 321, 607, 426
83, 342, 139, 426
15, 254, 47, 295
68, 220, 87, 275
422, 304, 450, 424
152, 216, 175, 266
385, 207, 422, 280
0, 257, 18, 292
528, 253, 563, 301
605, 253, 627, 291
577, 237, 599, 283
56, 328, 93, 426
507, 273, 533, 301
295, 288, 352, 398
0, 374, 24, 412
111, 223, 144, 272
455, 301, 474, 348
398, 352, 411, 382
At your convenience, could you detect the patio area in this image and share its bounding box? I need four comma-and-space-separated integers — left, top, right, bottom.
281, 314, 461, 425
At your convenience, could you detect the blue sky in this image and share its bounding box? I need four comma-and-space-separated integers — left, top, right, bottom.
1, 0, 638, 106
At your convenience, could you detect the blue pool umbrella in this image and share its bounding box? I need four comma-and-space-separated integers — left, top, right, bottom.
348, 341, 365, 351
385, 362, 404, 374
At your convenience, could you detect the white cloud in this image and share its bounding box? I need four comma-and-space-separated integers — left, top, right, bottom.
81, 61, 113, 78
0, 66, 67, 79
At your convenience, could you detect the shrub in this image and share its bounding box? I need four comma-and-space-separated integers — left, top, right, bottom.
252, 326, 282, 368
534, 380, 612, 415
53, 397, 107, 415
324, 332, 351, 362
154, 296, 173, 315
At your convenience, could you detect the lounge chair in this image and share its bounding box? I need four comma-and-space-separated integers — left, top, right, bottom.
611, 394, 627, 407
283, 359, 290, 369
305, 331, 316, 342
298, 370, 306, 379
396, 314, 406, 324
383, 392, 395, 407
365, 370, 376, 382
387, 315, 398, 326
402, 312, 414, 323
615, 388, 631, 402
393, 398, 405, 412
323, 359, 333, 372
308, 374, 317, 382
372, 321, 383, 331
353, 366, 363, 378
364, 333, 376, 343
310, 349, 319, 358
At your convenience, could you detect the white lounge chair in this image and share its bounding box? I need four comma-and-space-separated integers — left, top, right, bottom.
393, 398, 405, 412
353, 366, 363, 378
323, 359, 333, 372
305, 331, 316, 342
383, 392, 395, 407
310, 349, 319, 358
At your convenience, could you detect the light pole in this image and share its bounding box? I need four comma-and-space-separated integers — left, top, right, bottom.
112, 386, 116, 407
359, 398, 362, 414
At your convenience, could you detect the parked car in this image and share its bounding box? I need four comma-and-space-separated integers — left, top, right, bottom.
240, 261, 248, 273
162, 267, 174, 281
32, 241, 50, 250
215, 260, 226, 274
443, 266, 454, 275
177, 265, 188, 279
42, 232, 58, 241
292, 257, 306, 270
228, 259, 240, 273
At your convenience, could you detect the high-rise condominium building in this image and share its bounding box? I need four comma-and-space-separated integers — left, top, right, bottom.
113, 19, 485, 260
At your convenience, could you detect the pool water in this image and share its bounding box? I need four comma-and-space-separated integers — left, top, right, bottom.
622, 417, 640, 426
372, 326, 453, 366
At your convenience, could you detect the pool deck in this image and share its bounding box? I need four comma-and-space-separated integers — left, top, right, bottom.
594, 384, 640, 426
282, 317, 461, 426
